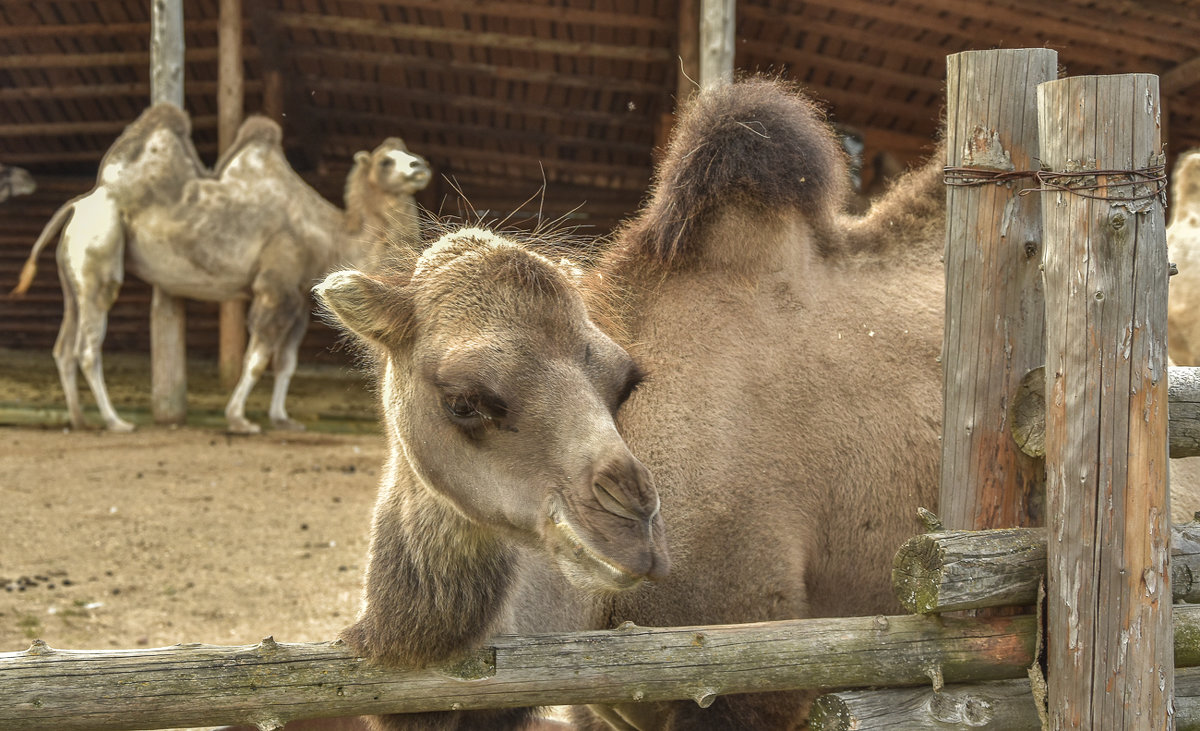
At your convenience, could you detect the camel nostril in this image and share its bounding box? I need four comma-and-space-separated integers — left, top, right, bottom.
593, 473, 640, 521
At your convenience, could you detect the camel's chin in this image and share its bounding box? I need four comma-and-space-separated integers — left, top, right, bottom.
547, 506, 647, 593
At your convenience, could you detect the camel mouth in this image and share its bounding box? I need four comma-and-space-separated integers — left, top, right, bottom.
548, 504, 647, 591
406, 168, 432, 190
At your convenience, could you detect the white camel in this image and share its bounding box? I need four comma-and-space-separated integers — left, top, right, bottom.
10, 104, 431, 433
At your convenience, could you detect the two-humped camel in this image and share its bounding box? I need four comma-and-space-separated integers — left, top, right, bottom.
11, 104, 430, 433
316, 77, 945, 730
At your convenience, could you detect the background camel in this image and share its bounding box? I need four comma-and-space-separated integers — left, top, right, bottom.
316, 77, 944, 730
1162, 150, 1200, 521
0, 163, 36, 203
1168, 150, 1200, 367
10, 105, 431, 433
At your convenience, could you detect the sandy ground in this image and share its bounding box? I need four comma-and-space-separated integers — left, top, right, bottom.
0, 347, 387, 653
0, 347, 580, 729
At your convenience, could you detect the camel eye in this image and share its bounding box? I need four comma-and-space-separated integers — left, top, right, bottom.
443, 390, 509, 433
445, 394, 479, 421
379, 158, 394, 169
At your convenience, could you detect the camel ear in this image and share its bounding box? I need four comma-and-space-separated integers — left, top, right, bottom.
354, 151, 370, 165
314, 270, 413, 347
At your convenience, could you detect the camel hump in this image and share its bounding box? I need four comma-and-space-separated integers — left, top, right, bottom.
215, 116, 283, 176
622, 77, 849, 266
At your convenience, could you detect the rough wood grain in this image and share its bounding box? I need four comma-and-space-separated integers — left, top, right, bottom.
809, 678, 1043, 730
811, 667, 1200, 730
0, 614, 1037, 731
892, 524, 1200, 614
941, 48, 1056, 532
1010, 365, 1200, 458
218, 0, 246, 389
1039, 73, 1172, 729
1173, 366, 1200, 457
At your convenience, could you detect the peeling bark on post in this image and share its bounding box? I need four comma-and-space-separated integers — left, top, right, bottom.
150, 0, 187, 425
217, 0, 246, 389
940, 49, 1057, 533
1039, 73, 1172, 729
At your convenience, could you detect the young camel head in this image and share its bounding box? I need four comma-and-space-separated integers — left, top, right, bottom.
354, 137, 432, 197
316, 228, 669, 593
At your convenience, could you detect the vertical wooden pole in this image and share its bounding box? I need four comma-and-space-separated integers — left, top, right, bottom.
218, 0, 246, 390
262, 70, 285, 121
676, 0, 700, 104
150, 0, 187, 425
940, 49, 1056, 532
1040, 73, 1172, 729
699, 0, 734, 88
654, 0, 701, 155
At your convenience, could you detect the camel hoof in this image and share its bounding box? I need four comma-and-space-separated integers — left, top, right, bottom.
106, 419, 136, 433
271, 418, 307, 432
227, 419, 262, 435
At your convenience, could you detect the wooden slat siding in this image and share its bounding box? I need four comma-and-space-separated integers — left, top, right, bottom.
939, 49, 1054, 532
1040, 73, 1172, 729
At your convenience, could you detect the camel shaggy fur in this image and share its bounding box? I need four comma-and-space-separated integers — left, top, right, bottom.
0, 163, 36, 202
10, 105, 430, 433
316, 77, 944, 730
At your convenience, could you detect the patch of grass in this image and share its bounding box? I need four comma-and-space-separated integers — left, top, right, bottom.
16, 614, 41, 639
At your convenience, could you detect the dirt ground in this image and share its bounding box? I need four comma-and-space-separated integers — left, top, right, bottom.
0, 347, 387, 654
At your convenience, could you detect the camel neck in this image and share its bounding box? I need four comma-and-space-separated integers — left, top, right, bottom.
342, 456, 519, 667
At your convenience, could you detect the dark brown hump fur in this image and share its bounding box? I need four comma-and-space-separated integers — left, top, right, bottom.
615, 76, 849, 267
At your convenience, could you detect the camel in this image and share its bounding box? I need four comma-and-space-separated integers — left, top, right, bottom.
1168, 150, 1200, 367
315, 77, 945, 730
0, 163, 36, 202
10, 104, 431, 433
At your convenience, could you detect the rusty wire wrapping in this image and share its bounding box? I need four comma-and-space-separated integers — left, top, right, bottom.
943, 163, 1167, 206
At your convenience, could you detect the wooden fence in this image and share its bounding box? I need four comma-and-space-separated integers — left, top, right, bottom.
0, 46, 1185, 730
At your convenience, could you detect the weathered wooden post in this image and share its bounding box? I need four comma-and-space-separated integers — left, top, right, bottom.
940, 48, 1056, 533
149, 0, 187, 425
217, 0, 246, 389
699, 0, 734, 88
1039, 73, 1172, 728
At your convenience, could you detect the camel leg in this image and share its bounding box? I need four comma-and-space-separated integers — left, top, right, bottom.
52, 266, 86, 429
58, 189, 133, 432
268, 312, 309, 431
225, 333, 271, 434
227, 259, 308, 434
75, 275, 132, 432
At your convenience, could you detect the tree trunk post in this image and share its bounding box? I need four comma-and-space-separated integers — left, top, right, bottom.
698, 0, 734, 89
218, 0, 246, 390
940, 48, 1056, 532
1039, 73, 1172, 728
149, 0, 187, 425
